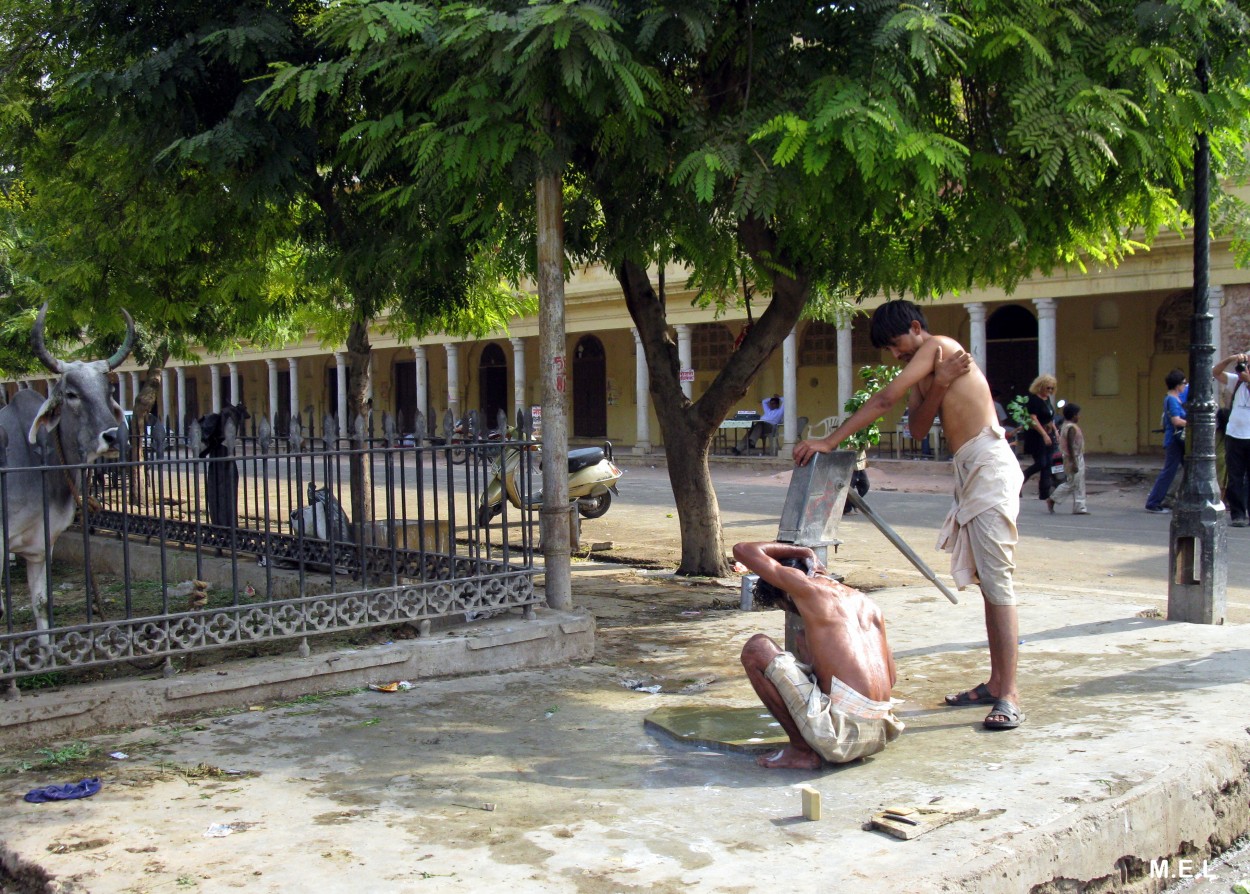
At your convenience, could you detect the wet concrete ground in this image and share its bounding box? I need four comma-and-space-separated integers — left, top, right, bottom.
3, 564, 1250, 893
3, 454, 1249, 893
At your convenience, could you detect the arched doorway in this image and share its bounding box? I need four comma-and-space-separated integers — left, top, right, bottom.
572, 335, 607, 438
986, 304, 1039, 404
478, 343, 509, 429
393, 359, 433, 436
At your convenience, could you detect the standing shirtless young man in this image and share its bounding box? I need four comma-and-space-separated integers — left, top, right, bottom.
734, 540, 903, 770
793, 300, 1026, 731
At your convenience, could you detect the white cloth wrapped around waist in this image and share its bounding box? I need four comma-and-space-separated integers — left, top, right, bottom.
936, 425, 1023, 591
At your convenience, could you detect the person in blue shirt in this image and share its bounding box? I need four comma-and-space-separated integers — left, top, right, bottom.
735, 395, 784, 455
1145, 368, 1188, 513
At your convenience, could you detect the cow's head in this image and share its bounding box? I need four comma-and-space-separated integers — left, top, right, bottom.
28, 304, 135, 464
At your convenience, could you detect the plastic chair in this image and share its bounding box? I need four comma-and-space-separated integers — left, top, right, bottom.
767, 415, 807, 456
806, 415, 841, 440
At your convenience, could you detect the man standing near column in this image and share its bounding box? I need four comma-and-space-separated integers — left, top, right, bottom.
1214, 351, 1250, 527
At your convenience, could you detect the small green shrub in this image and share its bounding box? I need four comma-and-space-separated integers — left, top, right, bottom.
1007, 395, 1032, 429
841, 364, 902, 452
35, 741, 94, 767
17, 672, 67, 691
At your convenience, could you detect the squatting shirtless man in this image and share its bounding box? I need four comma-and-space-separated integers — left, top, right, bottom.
734, 540, 903, 770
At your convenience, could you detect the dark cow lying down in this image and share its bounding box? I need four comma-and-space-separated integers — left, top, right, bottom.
0, 304, 134, 635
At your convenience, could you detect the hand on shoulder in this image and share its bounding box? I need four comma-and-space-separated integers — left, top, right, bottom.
933, 344, 973, 388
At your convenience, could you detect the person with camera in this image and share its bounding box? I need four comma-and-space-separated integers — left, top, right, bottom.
1213, 352, 1250, 527
1145, 369, 1188, 514
734, 540, 904, 769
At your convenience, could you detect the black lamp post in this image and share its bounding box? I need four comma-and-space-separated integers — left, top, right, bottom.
1168, 53, 1228, 623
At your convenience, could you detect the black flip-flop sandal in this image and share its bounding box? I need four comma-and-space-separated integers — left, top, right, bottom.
983, 699, 1025, 731
944, 682, 994, 707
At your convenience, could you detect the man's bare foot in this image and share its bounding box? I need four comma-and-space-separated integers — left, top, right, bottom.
756, 746, 823, 770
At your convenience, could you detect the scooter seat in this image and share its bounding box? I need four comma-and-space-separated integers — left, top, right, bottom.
567, 447, 604, 473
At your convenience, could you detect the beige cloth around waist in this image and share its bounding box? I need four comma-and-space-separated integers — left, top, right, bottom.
936, 425, 1023, 601
764, 652, 904, 764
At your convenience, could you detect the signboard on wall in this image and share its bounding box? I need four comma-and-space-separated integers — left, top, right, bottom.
679, 368, 695, 383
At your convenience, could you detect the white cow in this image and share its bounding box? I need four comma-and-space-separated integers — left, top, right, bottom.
0, 304, 134, 635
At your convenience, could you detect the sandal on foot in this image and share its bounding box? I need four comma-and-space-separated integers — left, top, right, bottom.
983, 699, 1025, 731
944, 682, 994, 707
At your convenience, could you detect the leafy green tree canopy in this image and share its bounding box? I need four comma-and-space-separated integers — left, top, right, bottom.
261, 0, 1250, 577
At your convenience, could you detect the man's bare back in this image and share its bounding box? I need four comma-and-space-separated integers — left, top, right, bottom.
797, 583, 894, 702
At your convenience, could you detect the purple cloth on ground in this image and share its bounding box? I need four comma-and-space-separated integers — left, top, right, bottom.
24, 777, 101, 803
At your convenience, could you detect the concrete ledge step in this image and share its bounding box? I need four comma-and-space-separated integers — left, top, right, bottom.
0, 609, 595, 747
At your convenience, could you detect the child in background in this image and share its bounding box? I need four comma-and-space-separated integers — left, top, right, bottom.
1047, 403, 1088, 515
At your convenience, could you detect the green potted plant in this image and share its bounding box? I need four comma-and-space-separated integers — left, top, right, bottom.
842, 364, 902, 466
1006, 395, 1031, 429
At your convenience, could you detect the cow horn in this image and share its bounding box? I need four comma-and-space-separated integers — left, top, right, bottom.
106, 309, 136, 371
31, 303, 66, 374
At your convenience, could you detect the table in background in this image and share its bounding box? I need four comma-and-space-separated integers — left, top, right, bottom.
895, 422, 946, 460
716, 419, 754, 454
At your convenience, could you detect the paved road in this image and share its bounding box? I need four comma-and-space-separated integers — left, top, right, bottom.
587, 460, 1250, 617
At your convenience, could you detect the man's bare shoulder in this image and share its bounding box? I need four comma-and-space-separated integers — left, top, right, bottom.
929, 334, 969, 353
820, 580, 881, 621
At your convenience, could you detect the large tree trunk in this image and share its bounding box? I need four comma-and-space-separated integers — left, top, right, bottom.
345, 318, 374, 570
613, 216, 811, 577
535, 169, 571, 608
656, 396, 727, 574
616, 260, 729, 575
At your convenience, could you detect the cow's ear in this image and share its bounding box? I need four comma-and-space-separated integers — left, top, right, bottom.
28, 393, 63, 443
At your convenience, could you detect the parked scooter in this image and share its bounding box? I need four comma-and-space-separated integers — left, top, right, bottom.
478, 439, 623, 526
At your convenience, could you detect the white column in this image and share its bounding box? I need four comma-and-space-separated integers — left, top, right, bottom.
209, 364, 222, 414
445, 342, 461, 420
227, 362, 240, 408
966, 302, 987, 372
287, 358, 300, 428
836, 319, 854, 417
266, 359, 279, 426
510, 337, 527, 424
175, 367, 187, 434
335, 352, 348, 437
1210, 285, 1225, 358
632, 329, 651, 453
675, 324, 693, 400
116, 373, 128, 411
782, 327, 798, 449
161, 373, 172, 428
413, 345, 428, 433
129, 372, 141, 408
1034, 298, 1057, 378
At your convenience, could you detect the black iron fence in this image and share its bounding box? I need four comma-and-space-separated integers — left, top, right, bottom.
0, 408, 538, 688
